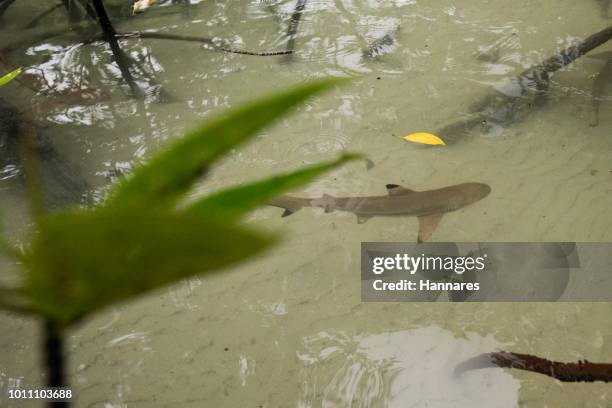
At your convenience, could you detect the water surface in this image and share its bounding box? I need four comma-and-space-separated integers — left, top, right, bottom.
1, 1, 612, 406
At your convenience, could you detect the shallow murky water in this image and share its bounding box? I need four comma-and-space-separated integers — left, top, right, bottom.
1, 0, 612, 406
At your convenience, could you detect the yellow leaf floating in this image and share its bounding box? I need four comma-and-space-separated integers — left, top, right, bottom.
402, 132, 446, 146
132, 0, 157, 14
0, 67, 21, 87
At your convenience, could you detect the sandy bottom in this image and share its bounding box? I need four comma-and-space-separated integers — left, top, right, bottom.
1, 0, 612, 406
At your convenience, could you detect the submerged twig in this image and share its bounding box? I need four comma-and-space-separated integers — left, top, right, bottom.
18, 124, 47, 221
74, 0, 97, 21
87, 31, 293, 56
0, 0, 17, 19
0, 97, 90, 210
530, 24, 612, 77
457, 351, 612, 382
284, 0, 307, 61
90, 0, 142, 98
0, 23, 95, 53
60, 0, 81, 23
24, 3, 63, 29
589, 53, 612, 126
436, 23, 612, 143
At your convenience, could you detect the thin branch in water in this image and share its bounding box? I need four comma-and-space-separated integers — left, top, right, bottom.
60, 0, 81, 23
90, 0, 142, 98
0, 0, 17, 19
0, 23, 94, 53
24, 3, 63, 29
284, 0, 307, 62
88, 1, 176, 102
177, 0, 191, 18
88, 31, 293, 56
18, 124, 47, 222
531, 24, 612, 78
74, 0, 97, 21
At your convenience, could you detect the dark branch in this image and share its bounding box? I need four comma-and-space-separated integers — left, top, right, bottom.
457, 351, 612, 382
90, 31, 293, 56
24, 3, 63, 29
74, 0, 97, 21
90, 0, 142, 98
60, 0, 81, 23
284, 0, 307, 61
0, 0, 17, 19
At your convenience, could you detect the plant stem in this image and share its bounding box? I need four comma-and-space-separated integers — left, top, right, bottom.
44, 319, 69, 407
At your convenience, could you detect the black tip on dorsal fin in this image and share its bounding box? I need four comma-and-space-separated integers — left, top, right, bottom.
386, 184, 416, 196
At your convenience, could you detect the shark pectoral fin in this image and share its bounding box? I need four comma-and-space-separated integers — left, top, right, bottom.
417, 213, 444, 242
281, 209, 295, 217
357, 214, 372, 224
386, 184, 416, 196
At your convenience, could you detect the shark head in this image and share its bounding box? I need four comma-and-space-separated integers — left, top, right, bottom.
461, 182, 491, 203
443, 183, 491, 212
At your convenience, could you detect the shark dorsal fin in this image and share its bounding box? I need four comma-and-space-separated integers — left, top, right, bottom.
386, 184, 416, 196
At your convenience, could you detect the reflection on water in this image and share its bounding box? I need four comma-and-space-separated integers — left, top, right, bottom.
1, 0, 612, 406
298, 327, 519, 407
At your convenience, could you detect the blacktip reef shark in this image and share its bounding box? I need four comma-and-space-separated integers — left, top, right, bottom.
268, 182, 491, 242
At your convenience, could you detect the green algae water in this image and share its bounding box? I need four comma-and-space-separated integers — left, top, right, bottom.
1, 1, 612, 406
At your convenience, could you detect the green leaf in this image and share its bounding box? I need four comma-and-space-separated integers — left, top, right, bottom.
0, 67, 22, 86
105, 78, 346, 211
184, 152, 363, 221
22, 209, 276, 324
